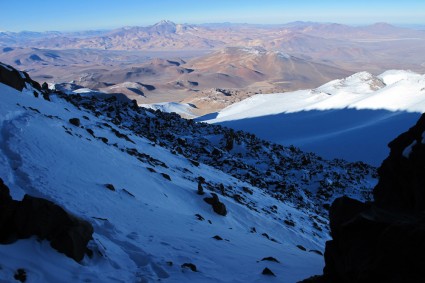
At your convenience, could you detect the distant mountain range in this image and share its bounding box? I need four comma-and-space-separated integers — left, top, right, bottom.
2, 21, 424, 51
0, 45, 351, 110
1, 20, 424, 116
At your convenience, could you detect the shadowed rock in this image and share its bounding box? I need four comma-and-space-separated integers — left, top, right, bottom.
69, 118, 81, 127
181, 263, 197, 272
0, 178, 93, 262
300, 113, 425, 283
204, 193, 227, 216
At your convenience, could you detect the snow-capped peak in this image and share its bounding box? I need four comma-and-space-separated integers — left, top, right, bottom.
378, 69, 423, 85
150, 20, 177, 33
318, 71, 385, 94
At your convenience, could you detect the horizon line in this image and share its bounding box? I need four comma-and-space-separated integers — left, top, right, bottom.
2, 20, 425, 33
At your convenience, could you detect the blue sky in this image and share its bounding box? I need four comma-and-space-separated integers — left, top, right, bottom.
1, 0, 425, 32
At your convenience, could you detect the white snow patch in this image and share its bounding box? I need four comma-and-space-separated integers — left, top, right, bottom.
142, 102, 197, 118
73, 87, 96, 94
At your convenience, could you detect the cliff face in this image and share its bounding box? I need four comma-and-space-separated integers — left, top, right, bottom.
301, 113, 425, 283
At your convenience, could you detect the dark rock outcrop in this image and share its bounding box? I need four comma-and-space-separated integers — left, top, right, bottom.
301, 113, 425, 283
0, 178, 93, 262
374, 114, 425, 212
0, 62, 41, 92
204, 193, 227, 216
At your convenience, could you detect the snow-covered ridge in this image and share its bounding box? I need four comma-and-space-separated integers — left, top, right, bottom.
207, 70, 425, 122
199, 70, 425, 165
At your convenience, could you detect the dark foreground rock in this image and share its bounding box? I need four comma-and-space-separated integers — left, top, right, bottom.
301, 113, 425, 283
0, 178, 93, 262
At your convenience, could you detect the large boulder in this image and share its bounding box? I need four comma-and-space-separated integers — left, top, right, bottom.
0, 178, 93, 262
300, 113, 425, 283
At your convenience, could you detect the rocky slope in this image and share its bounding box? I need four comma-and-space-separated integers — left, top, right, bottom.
0, 62, 377, 282
301, 113, 425, 282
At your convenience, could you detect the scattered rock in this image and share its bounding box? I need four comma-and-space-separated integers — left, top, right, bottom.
105, 184, 115, 191
161, 173, 171, 181
122, 189, 135, 197
86, 128, 95, 137
195, 214, 205, 221
181, 263, 197, 272
42, 93, 50, 101
296, 245, 306, 251
262, 267, 275, 276
69, 118, 81, 127
261, 256, 280, 263
14, 268, 26, 282
204, 193, 227, 216
197, 177, 205, 195
242, 187, 253, 195
41, 82, 48, 90
233, 194, 244, 204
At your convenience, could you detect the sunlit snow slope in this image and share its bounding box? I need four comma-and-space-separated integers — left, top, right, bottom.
201, 70, 425, 165
0, 82, 327, 282
140, 101, 197, 118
